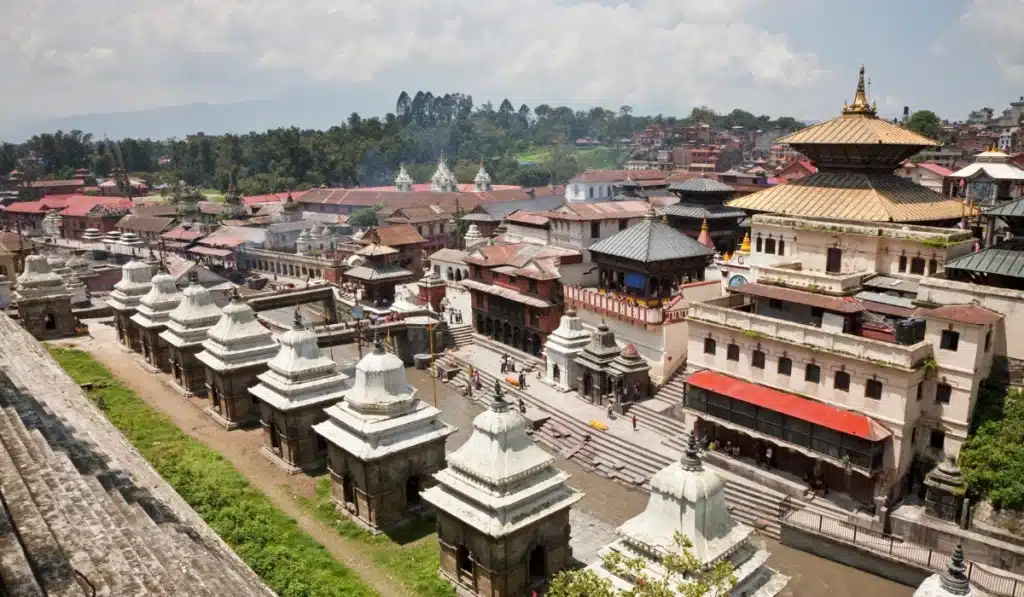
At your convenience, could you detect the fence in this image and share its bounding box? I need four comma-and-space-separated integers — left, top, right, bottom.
779, 497, 1024, 597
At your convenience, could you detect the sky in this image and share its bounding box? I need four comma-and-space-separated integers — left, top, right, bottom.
0, 0, 1022, 134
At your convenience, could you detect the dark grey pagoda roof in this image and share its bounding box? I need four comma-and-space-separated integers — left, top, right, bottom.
667, 177, 735, 193
662, 203, 747, 220
587, 206, 716, 263
944, 240, 1024, 279
985, 198, 1024, 219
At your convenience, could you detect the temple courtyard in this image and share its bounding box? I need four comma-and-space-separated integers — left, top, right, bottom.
51, 316, 913, 597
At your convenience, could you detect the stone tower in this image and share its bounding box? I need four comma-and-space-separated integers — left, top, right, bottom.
130, 269, 182, 372
159, 274, 223, 396
395, 163, 415, 192
108, 260, 153, 352
195, 291, 280, 429
249, 312, 349, 474
13, 254, 76, 340
314, 335, 456, 532
473, 161, 493, 192
429, 155, 459, 193
463, 224, 486, 249
422, 380, 583, 596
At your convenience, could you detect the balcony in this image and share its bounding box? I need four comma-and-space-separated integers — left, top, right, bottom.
753, 263, 869, 295
688, 297, 933, 370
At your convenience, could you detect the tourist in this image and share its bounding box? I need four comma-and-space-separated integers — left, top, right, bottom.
726, 442, 735, 458
765, 446, 773, 468
518, 397, 526, 413
632, 414, 637, 431
518, 371, 526, 389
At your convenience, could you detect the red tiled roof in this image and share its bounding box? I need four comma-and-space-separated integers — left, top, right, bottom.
60, 198, 132, 217
115, 214, 175, 233
364, 224, 426, 246
544, 200, 651, 221
297, 187, 548, 210
505, 211, 550, 226
686, 370, 891, 441
161, 226, 206, 241
29, 179, 85, 188
916, 162, 953, 177
241, 191, 308, 206
569, 169, 664, 183
358, 183, 521, 193
921, 304, 1003, 326
130, 203, 178, 217
730, 283, 863, 313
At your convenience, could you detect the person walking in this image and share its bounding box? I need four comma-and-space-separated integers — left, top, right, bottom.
632, 414, 638, 431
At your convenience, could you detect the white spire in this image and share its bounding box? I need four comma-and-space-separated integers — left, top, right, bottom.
395, 163, 414, 191
473, 160, 492, 192
14, 255, 71, 302
130, 271, 182, 330
429, 154, 458, 192
159, 280, 222, 348
464, 223, 485, 248
196, 293, 279, 372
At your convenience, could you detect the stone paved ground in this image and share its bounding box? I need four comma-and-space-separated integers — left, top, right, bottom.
61, 317, 911, 597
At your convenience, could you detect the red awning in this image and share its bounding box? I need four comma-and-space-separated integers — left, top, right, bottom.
686, 370, 890, 441
188, 246, 233, 258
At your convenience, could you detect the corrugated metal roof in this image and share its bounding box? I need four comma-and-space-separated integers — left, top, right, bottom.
342, 265, 416, 281
986, 198, 1024, 218
667, 177, 735, 193
778, 113, 938, 146
587, 216, 715, 263
726, 172, 974, 222
662, 203, 747, 220
949, 162, 1024, 181
460, 279, 552, 308
944, 241, 1024, 279
921, 304, 1003, 326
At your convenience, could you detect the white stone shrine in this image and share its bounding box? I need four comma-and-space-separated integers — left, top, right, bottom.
544, 308, 591, 391
914, 544, 980, 597
588, 435, 789, 597
159, 276, 223, 395
108, 260, 154, 351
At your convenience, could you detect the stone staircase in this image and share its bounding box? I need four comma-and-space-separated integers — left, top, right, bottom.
467, 333, 544, 369
438, 353, 796, 539
0, 318, 273, 596
444, 324, 474, 349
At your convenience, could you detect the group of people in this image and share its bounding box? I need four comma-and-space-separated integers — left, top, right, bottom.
702, 437, 775, 469
447, 308, 463, 324
500, 354, 528, 389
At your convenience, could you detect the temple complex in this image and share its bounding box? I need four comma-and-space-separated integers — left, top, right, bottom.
662, 176, 746, 253
422, 381, 583, 596
13, 254, 77, 340
250, 312, 349, 473
159, 274, 222, 395
130, 268, 182, 372
107, 260, 153, 352
588, 436, 788, 597
195, 291, 280, 429
728, 66, 973, 225
574, 322, 650, 406
313, 335, 457, 532
543, 308, 592, 391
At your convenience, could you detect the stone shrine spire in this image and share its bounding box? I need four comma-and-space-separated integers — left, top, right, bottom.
914, 543, 975, 597
473, 160, 492, 192
395, 163, 414, 192
429, 154, 458, 193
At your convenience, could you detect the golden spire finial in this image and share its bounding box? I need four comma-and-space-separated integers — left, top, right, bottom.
700, 218, 709, 232
842, 64, 876, 116
739, 232, 751, 253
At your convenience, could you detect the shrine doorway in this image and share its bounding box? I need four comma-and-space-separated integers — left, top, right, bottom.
528, 545, 547, 582
406, 476, 421, 506
531, 333, 542, 356
552, 364, 560, 383
44, 313, 56, 330
342, 474, 356, 505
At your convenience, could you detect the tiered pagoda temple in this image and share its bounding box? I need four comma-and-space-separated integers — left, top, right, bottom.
13, 254, 76, 340
588, 435, 789, 597
108, 260, 153, 352
663, 177, 746, 253
130, 268, 182, 372
159, 274, 223, 395
422, 381, 583, 596
195, 291, 280, 429
729, 66, 973, 225
250, 312, 349, 473
313, 335, 457, 532
543, 308, 591, 392
588, 205, 715, 306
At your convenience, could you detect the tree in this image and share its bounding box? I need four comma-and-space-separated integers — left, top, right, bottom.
347, 206, 379, 227
548, 532, 736, 597
905, 110, 942, 141
960, 385, 1024, 511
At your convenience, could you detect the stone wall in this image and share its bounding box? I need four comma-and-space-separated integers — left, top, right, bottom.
261, 401, 337, 472
207, 366, 265, 428
16, 297, 76, 340
891, 506, 1024, 573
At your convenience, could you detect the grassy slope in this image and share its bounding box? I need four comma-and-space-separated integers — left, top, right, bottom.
515, 146, 621, 170
47, 347, 378, 597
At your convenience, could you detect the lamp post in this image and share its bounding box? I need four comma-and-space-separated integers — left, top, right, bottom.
427, 319, 438, 408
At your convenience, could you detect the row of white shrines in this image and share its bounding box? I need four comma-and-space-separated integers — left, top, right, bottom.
100, 256, 976, 597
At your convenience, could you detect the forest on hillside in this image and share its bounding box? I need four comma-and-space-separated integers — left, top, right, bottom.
0, 92, 805, 195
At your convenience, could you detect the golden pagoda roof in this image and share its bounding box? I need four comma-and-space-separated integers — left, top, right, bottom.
727, 172, 977, 223
778, 66, 938, 147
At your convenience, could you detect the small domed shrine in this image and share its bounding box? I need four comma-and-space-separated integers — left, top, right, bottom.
463, 223, 486, 249
313, 334, 456, 532
394, 163, 414, 192
13, 254, 76, 340
473, 161, 492, 192
422, 380, 583, 596
159, 273, 222, 395
249, 312, 349, 473
588, 435, 789, 597
913, 544, 977, 597
130, 268, 183, 372
195, 290, 279, 429
544, 308, 591, 392
108, 260, 154, 352
575, 322, 651, 406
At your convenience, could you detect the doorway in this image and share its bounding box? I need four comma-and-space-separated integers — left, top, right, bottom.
44, 313, 56, 330
457, 545, 473, 579
270, 422, 282, 452
342, 474, 355, 505
528, 545, 547, 582
552, 364, 560, 383
406, 476, 421, 507
826, 247, 842, 274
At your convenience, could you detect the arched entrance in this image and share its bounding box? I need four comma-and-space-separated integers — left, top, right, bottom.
552, 364, 560, 383
528, 545, 547, 582
455, 269, 463, 281
406, 476, 421, 507
513, 327, 521, 350
446, 266, 454, 280
532, 334, 542, 356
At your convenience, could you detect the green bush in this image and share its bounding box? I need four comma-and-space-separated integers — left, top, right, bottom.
48, 347, 378, 597
960, 384, 1024, 511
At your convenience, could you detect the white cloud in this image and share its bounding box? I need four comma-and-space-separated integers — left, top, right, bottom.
959, 0, 1024, 85
0, 0, 820, 120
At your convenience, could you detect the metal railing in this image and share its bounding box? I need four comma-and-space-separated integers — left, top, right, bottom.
780, 501, 1024, 597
